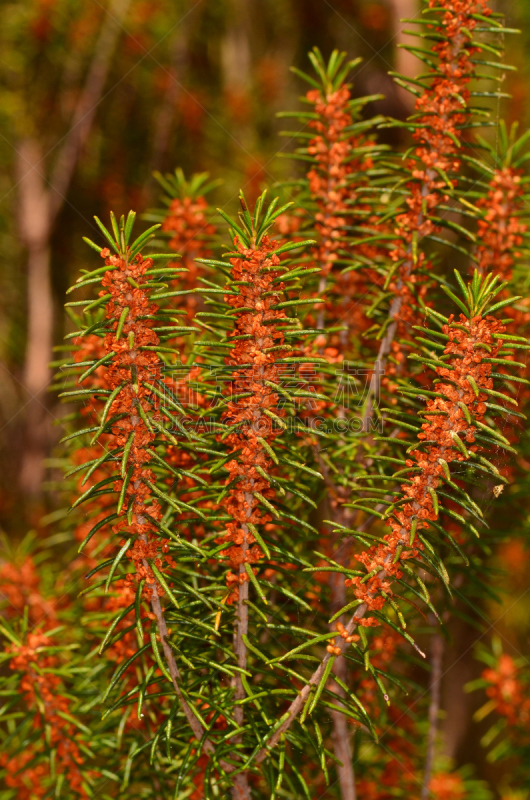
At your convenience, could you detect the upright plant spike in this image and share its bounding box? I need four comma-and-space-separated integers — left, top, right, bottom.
233, 272, 525, 766
279, 50, 394, 796
333, 19, 524, 739
363, 0, 505, 428
279, 45, 388, 557
199, 193, 319, 602
0, 629, 98, 797
147, 168, 219, 322
61, 214, 242, 785
281, 47, 386, 341
193, 191, 332, 792
471, 125, 530, 281
347, 272, 522, 623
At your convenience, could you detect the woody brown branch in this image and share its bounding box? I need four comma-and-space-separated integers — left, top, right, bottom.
254, 310, 506, 763
362, 0, 494, 432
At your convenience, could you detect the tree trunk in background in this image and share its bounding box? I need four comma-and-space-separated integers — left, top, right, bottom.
16, 140, 53, 496
422, 631, 444, 799
15, 0, 131, 496
442, 619, 475, 761
389, 0, 418, 110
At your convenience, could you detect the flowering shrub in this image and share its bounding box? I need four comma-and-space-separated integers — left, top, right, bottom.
1, 0, 529, 798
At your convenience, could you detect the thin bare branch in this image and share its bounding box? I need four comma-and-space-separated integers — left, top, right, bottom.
422, 631, 443, 799
140, 537, 220, 763
49, 0, 132, 222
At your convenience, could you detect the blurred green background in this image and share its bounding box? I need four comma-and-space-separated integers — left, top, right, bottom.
0, 0, 529, 792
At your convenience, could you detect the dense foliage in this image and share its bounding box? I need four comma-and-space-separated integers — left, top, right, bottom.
1, 1, 530, 798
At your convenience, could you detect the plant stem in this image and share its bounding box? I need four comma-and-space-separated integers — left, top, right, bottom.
232, 505, 251, 800
330, 668, 357, 800
234, 526, 250, 726
421, 631, 443, 800
255, 597, 370, 765
141, 539, 218, 759
330, 565, 356, 800
255, 362, 479, 763
232, 772, 252, 800
361, 12, 478, 432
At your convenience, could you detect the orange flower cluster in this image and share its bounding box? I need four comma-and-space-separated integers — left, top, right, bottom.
70, 337, 116, 569
306, 83, 376, 341
482, 653, 530, 726
475, 165, 530, 462
63, 248, 180, 739
0, 557, 58, 626
66, 331, 156, 730
326, 620, 360, 654
347, 312, 503, 623
158, 189, 217, 513
93, 248, 174, 596
161, 195, 216, 320
388, 0, 491, 362
477, 167, 527, 280
0, 751, 48, 799
216, 235, 291, 602
429, 772, 466, 799
162, 195, 215, 254
307, 84, 370, 278
2, 632, 95, 797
